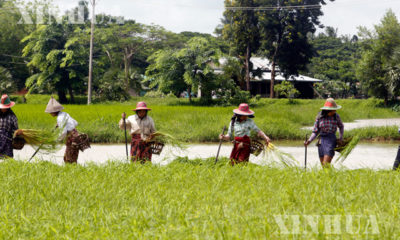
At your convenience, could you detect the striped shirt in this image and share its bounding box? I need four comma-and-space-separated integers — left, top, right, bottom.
312, 114, 344, 135
0, 110, 18, 139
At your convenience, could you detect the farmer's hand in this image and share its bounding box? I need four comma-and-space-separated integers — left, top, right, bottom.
219, 134, 229, 141
265, 136, 271, 146
122, 112, 126, 120
304, 140, 310, 146
15, 129, 23, 136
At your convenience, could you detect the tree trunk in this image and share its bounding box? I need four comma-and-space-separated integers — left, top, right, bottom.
270, 61, 276, 99
68, 85, 75, 103
188, 87, 192, 102
124, 55, 130, 89
58, 89, 68, 104
245, 43, 251, 92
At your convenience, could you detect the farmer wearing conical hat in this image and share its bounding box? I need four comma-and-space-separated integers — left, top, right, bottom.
219, 103, 271, 165
45, 97, 89, 164
119, 102, 156, 163
304, 98, 344, 167
0, 94, 22, 158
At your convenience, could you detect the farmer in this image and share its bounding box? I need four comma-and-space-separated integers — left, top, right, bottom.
45, 97, 89, 164
304, 98, 344, 167
393, 127, 400, 170
119, 102, 156, 163
219, 103, 271, 165
0, 94, 21, 158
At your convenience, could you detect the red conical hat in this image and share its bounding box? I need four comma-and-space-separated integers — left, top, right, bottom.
132, 102, 151, 111
233, 103, 254, 116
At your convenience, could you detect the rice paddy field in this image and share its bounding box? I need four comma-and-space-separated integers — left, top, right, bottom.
3, 96, 400, 239
12, 96, 400, 143
0, 158, 398, 239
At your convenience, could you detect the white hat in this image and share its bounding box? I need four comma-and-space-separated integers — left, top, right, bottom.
45, 97, 64, 113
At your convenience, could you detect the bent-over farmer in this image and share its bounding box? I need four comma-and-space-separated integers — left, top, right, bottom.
45, 97, 89, 164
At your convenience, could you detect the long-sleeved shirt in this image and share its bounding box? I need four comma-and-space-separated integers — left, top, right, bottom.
309, 113, 344, 142
228, 118, 260, 138
0, 110, 18, 139
57, 112, 78, 140
119, 115, 156, 141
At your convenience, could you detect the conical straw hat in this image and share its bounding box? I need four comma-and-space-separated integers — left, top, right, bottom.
320, 98, 342, 110
45, 97, 64, 113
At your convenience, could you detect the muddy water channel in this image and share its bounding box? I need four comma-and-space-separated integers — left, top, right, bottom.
13, 142, 399, 170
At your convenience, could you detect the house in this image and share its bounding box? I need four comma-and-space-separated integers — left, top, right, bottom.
216, 57, 323, 99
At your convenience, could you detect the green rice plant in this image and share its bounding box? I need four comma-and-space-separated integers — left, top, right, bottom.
14, 129, 60, 151
10, 98, 400, 143
0, 160, 399, 239
335, 135, 361, 163
259, 143, 297, 167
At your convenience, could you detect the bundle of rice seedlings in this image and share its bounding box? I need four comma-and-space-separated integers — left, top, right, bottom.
14, 129, 60, 151
147, 132, 187, 151
335, 135, 360, 163
260, 143, 297, 167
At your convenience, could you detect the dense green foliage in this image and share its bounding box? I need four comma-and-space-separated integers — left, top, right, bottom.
306, 27, 361, 98
357, 10, 400, 102
11, 97, 400, 143
1, 1, 400, 103
0, 159, 398, 239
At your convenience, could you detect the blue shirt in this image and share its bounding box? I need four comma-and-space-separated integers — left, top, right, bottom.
228, 119, 260, 138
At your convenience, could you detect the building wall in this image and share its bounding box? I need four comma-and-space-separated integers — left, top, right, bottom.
250, 81, 316, 99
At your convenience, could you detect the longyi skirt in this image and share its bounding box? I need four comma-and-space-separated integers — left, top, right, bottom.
318, 133, 337, 158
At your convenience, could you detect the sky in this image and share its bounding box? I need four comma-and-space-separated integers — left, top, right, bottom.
48, 0, 400, 36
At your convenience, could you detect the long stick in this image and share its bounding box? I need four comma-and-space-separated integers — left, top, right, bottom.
215, 126, 227, 165
28, 144, 43, 162
123, 113, 129, 162
87, 0, 96, 105
29, 127, 57, 162
305, 134, 308, 170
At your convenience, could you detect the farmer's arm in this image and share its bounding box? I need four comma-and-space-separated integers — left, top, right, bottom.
252, 121, 271, 144
305, 118, 320, 145
149, 117, 156, 134
257, 130, 271, 145
337, 114, 344, 141
118, 113, 131, 131
219, 124, 232, 141
12, 114, 20, 135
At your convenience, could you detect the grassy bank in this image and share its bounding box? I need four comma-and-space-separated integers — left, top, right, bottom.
12, 98, 400, 143
0, 159, 398, 239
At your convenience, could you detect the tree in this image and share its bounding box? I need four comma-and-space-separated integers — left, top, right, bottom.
274, 80, 300, 102
22, 17, 88, 103
257, 0, 334, 98
145, 50, 187, 96
305, 27, 361, 98
0, 66, 15, 93
0, 0, 36, 91
145, 37, 221, 103
356, 10, 400, 103
221, 0, 261, 91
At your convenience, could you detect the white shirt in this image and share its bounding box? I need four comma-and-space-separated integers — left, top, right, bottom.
57, 111, 78, 140
119, 115, 156, 140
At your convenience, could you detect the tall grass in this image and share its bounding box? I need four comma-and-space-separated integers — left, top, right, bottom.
11, 98, 400, 143
0, 159, 397, 239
